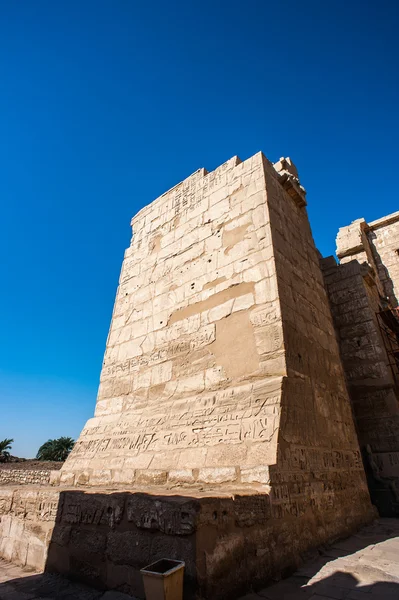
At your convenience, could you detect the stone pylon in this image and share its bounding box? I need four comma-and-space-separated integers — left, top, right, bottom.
0, 152, 376, 597
61, 150, 373, 523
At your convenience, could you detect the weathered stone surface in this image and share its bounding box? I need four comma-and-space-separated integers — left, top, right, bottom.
323, 209, 399, 517
0, 486, 376, 599
0, 151, 384, 598
0, 487, 59, 571
60, 152, 371, 509
60, 154, 287, 486
198, 467, 237, 484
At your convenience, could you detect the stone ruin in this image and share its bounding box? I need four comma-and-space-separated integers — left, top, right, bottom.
322, 211, 399, 515
0, 151, 398, 598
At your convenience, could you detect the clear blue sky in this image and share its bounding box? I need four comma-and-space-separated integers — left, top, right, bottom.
1, 1, 398, 457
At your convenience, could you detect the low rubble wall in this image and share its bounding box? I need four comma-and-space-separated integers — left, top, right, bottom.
0, 468, 51, 486
0, 463, 62, 486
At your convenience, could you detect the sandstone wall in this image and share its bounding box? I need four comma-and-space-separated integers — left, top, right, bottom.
336, 212, 399, 307
322, 257, 399, 515
0, 486, 373, 600
0, 151, 377, 598
323, 213, 399, 516
260, 157, 373, 527
59, 149, 374, 522
62, 153, 286, 487
0, 488, 58, 571
367, 211, 399, 307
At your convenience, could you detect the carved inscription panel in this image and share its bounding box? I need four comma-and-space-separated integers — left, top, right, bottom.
70, 380, 282, 468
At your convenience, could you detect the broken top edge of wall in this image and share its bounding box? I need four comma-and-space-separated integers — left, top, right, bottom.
341, 210, 399, 234
367, 210, 399, 231
130, 154, 244, 225
129, 151, 303, 227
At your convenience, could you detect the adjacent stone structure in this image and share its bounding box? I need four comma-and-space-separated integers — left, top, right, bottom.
322, 212, 399, 516
4, 151, 398, 598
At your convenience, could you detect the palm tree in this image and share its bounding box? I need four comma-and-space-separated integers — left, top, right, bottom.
36, 437, 75, 462
0, 438, 14, 462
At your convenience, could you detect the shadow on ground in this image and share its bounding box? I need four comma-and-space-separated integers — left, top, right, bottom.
1, 569, 399, 600
1, 519, 398, 599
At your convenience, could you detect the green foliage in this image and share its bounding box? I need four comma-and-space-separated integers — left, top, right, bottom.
36, 437, 75, 462
0, 438, 14, 462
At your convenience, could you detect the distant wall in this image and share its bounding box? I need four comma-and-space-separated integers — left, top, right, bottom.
0, 462, 63, 486
367, 212, 399, 307
324, 214, 399, 517
0, 468, 51, 485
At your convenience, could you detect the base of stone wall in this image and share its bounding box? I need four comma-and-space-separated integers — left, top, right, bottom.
0, 485, 376, 599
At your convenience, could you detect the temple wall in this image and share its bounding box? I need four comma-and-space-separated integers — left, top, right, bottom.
0, 151, 381, 598
61, 153, 287, 488
367, 212, 399, 307
324, 214, 399, 516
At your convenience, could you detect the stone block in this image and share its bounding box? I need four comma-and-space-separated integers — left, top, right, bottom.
205, 445, 248, 467
60, 471, 75, 486
124, 454, 154, 470
89, 470, 112, 486
111, 469, 135, 485
168, 469, 195, 484
106, 530, 150, 566
177, 448, 208, 469
232, 293, 255, 312
49, 470, 61, 486
51, 525, 71, 547
9, 518, 24, 540
11, 537, 28, 566
240, 466, 270, 484
135, 470, 168, 486
208, 299, 234, 322
70, 528, 107, 554
0, 515, 12, 537
0, 536, 14, 561
0, 490, 14, 514
197, 468, 237, 484
76, 471, 91, 486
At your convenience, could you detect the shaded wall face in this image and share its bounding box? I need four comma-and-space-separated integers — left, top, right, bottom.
62, 153, 287, 487
0, 486, 374, 600
322, 242, 399, 516
261, 161, 372, 523
322, 261, 397, 441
